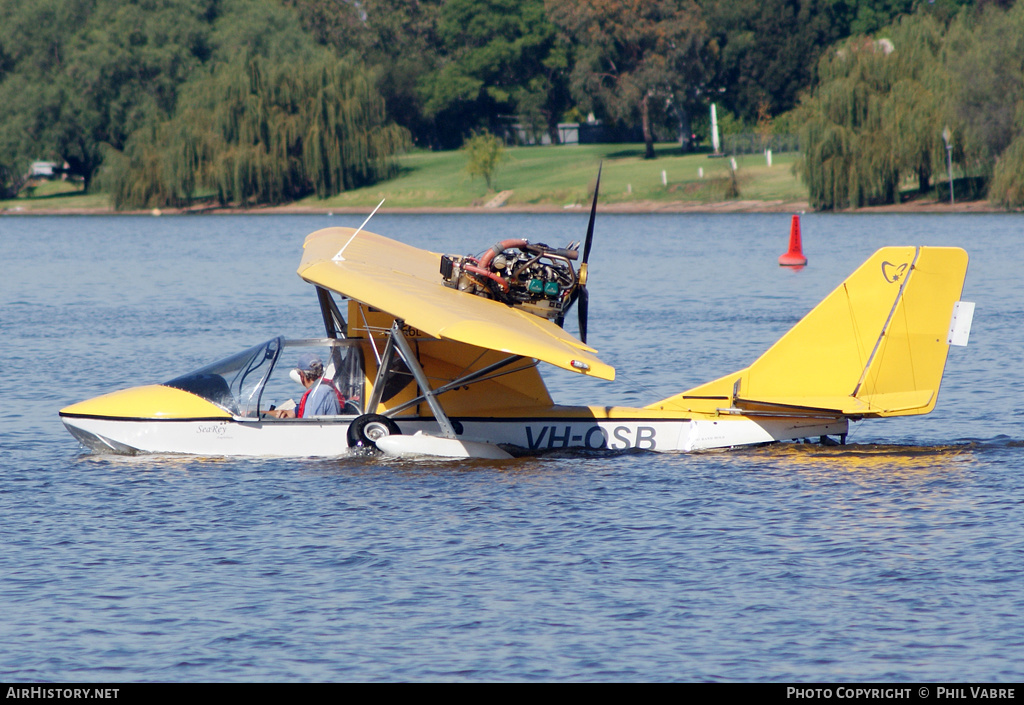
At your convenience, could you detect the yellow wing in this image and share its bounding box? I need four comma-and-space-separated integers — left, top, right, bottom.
297, 227, 615, 381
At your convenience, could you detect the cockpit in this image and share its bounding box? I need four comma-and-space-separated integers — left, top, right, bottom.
164, 337, 364, 419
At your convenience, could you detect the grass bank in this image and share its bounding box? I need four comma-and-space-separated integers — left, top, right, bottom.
2, 144, 1001, 214
0, 143, 808, 214
300, 143, 807, 209
0, 179, 108, 212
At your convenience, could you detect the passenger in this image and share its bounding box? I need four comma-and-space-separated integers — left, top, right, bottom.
269, 353, 343, 418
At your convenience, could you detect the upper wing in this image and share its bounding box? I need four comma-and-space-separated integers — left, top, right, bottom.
297, 227, 615, 381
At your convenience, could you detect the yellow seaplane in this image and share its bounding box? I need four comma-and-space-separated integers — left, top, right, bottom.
60, 178, 974, 460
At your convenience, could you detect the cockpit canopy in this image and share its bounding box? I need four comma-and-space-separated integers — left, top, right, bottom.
164, 337, 364, 417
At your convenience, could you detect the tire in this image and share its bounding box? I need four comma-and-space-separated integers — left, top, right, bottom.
347, 414, 402, 450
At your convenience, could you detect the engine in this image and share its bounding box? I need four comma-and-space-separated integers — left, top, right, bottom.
439, 239, 581, 322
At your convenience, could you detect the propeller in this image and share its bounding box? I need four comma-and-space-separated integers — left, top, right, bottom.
576, 162, 601, 344
577, 284, 590, 344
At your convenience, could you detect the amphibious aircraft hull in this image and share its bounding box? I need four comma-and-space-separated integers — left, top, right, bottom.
61, 407, 849, 457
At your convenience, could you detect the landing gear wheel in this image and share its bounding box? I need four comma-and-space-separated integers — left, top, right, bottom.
347, 414, 402, 450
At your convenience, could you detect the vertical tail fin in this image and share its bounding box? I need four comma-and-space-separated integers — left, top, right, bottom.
649, 247, 970, 417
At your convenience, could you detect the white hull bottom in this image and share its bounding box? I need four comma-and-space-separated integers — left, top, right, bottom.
62, 414, 850, 458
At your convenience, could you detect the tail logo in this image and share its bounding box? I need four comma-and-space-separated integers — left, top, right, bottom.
881, 261, 909, 284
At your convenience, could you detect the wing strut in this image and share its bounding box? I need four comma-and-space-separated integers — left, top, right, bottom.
315, 286, 347, 339
366, 327, 399, 415
377, 321, 458, 438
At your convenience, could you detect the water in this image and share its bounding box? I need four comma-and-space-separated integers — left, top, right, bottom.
1, 212, 1022, 681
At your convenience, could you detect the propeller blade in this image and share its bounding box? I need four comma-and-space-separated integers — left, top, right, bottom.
582, 162, 602, 265
577, 285, 589, 345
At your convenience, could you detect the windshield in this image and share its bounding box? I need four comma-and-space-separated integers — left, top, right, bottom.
164, 338, 364, 418
165, 337, 283, 416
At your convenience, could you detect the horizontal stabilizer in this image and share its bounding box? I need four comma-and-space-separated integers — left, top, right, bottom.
733, 390, 934, 416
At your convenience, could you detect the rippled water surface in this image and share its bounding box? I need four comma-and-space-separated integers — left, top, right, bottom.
2, 212, 1022, 681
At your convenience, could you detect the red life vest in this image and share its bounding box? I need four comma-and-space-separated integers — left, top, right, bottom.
297, 378, 346, 418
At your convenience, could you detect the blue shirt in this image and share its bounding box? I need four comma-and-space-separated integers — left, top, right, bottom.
299, 379, 341, 417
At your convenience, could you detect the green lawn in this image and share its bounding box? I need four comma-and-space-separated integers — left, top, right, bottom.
2, 143, 808, 212
301, 143, 808, 209
0, 179, 109, 212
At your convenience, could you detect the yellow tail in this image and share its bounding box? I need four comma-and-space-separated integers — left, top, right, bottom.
649, 246, 970, 418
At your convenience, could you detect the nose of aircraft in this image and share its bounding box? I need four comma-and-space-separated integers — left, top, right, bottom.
60, 385, 232, 420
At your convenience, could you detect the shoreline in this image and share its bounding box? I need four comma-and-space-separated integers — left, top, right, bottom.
0, 197, 1007, 216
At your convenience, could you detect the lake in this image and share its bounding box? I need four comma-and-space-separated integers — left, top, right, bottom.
1, 211, 1022, 681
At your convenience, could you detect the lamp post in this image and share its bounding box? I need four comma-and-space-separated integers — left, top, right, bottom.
942, 126, 954, 205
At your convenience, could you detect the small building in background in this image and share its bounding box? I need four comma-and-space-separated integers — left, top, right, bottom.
30, 161, 58, 178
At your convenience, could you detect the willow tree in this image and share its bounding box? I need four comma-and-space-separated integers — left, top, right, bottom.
945, 1, 1024, 201
990, 132, 1024, 209
106, 56, 409, 209
796, 13, 953, 210
102, 117, 209, 209
881, 14, 951, 195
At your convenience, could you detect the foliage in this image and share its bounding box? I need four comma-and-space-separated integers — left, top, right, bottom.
714, 109, 746, 137
4, 0, 1019, 209
796, 2, 1024, 210
462, 129, 507, 190
0, 0, 213, 192
755, 99, 774, 151
847, 0, 917, 34
414, 0, 570, 148
795, 12, 954, 209
702, 0, 848, 123
0, 0, 336, 199
104, 56, 409, 208
547, 0, 710, 160
286, 0, 445, 145
945, 1, 1024, 178
700, 1, 978, 124
291, 0, 573, 148
0, 164, 24, 199
989, 132, 1024, 208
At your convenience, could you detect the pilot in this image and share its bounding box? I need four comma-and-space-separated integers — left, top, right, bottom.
269, 353, 343, 418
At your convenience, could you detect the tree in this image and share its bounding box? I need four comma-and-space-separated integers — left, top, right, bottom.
848, 0, 917, 34
989, 132, 1024, 208
0, 0, 327, 195
288, 0, 448, 147
462, 129, 507, 190
945, 1, 1024, 179
0, 0, 94, 194
416, 0, 571, 147
883, 16, 952, 194
702, 0, 854, 122
795, 12, 954, 209
946, 1, 1024, 208
0, 0, 212, 192
104, 55, 409, 209
547, 0, 709, 159
699, 0, 977, 124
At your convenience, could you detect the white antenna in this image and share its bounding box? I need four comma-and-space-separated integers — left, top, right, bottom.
333, 198, 385, 262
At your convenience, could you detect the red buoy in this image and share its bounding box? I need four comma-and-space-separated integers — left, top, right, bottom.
779, 214, 807, 267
